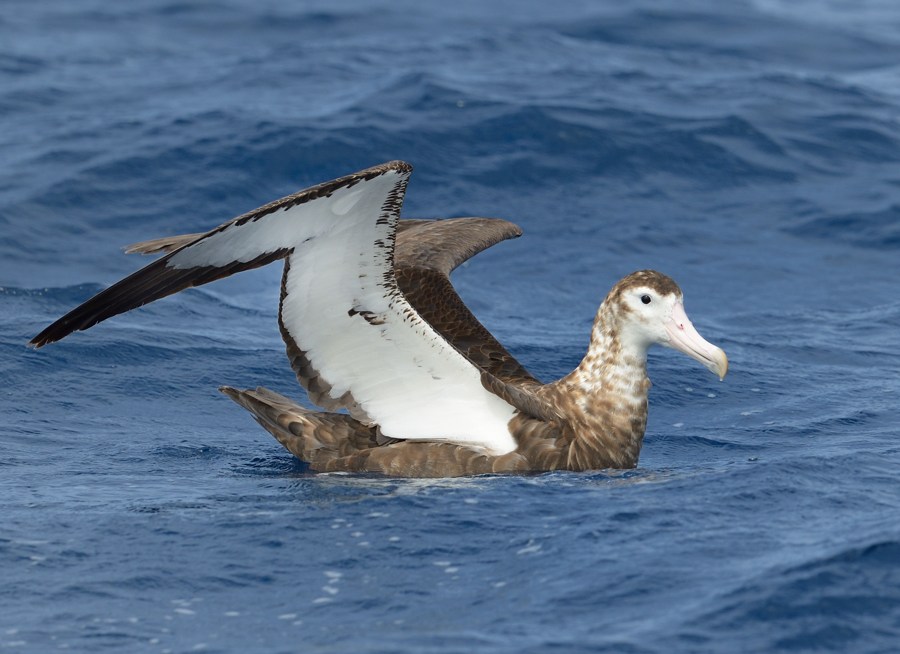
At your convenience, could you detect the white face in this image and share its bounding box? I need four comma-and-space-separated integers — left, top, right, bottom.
620, 286, 728, 380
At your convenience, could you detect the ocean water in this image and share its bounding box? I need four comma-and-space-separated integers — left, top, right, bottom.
2, 0, 900, 651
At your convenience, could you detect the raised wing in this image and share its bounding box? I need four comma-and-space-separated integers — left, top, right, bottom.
125, 216, 556, 426
31, 161, 519, 454
125, 217, 539, 386
30, 162, 407, 347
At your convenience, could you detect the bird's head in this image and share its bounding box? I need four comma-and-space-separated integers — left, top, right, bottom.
606, 270, 728, 380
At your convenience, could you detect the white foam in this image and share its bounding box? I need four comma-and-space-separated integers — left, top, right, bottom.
517, 540, 542, 555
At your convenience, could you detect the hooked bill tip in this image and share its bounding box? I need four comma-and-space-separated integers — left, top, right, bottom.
710, 348, 728, 381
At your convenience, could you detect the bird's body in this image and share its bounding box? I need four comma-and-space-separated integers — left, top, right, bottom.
31, 161, 727, 477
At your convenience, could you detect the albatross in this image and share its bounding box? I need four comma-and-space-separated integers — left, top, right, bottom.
30, 161, 727, 477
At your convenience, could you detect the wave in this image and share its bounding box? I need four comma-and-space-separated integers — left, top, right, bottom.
786, 204, 900, 249
692, 539, 900, 651
560, 5, 898, 72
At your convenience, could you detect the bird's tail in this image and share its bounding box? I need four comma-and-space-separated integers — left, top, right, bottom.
219, 386, 378, 469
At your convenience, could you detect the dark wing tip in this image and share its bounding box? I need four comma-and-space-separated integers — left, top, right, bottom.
29, 299, 128, 348
30, 313, 91, 348
28, 334, 48, 349
29, 334, 51, 349
29, 247, 289, 350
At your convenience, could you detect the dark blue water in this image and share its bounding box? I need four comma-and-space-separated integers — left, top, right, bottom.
3, 1, 900, 652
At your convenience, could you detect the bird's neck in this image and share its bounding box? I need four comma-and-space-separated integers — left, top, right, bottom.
547, 303, 651, 469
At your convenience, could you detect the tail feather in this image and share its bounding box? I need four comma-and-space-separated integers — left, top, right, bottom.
219, 386, 378, 468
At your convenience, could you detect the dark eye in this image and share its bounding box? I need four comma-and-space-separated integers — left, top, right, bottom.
641, 294, 652, 305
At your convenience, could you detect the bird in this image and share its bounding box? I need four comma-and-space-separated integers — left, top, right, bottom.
30, 160, 727, 478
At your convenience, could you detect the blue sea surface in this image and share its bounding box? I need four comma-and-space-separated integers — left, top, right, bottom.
2, 0, 900, 652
